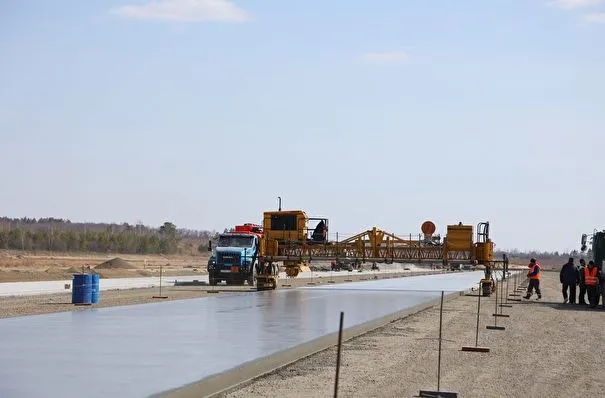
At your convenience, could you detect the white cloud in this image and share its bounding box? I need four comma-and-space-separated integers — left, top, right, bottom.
551, 0, 604, 9
110, 0, 250, 23
584, 12, 605, 21
362, 51, 408, 63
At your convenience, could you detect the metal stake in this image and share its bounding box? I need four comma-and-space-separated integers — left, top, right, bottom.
420, 291, 459, 397
487, 275, 505, 330
437, 291, 444, 392
495, 274, 511, 315
475, 285, 481, 346
334, 311, 344, 398
494, 279, 510, 318
507, 271, 521, 299
153, 265, 168, 299
501, 271, 513, 307
462, 283, 490, 352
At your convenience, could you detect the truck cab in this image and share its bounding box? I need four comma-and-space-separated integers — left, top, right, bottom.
207, 224, 262, 286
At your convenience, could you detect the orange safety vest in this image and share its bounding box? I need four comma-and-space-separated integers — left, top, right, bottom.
528, 264, 541, 280
584, 267, 598, 286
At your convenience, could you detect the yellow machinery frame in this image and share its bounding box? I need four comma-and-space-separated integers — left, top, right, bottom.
257, 210, 495, 278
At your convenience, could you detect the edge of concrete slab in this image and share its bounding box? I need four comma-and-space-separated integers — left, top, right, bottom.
157, 289, 469, 398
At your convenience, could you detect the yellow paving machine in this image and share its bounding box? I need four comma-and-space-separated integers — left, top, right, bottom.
253, 203, 498, 291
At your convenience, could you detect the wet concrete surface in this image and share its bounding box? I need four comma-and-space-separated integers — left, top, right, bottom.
0, 271, 486, 398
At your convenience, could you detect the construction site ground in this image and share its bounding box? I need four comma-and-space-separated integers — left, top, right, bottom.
221, 270, 605, 398
0, 250, 210, 283
0, 269, 440, 319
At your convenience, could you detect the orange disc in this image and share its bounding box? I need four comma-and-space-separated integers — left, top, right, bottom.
421, 221, 436, 235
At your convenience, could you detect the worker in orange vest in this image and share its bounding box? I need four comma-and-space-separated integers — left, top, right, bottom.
524, 258, 542, 300
582, 261, 600, 308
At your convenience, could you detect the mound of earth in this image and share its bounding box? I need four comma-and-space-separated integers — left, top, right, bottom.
95, 258, 136, 270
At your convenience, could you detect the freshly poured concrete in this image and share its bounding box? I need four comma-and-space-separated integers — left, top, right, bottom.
304, 271, 491, 292
0, 271, 488, 398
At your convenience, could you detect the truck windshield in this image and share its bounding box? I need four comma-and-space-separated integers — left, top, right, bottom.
218, 235, 254, 248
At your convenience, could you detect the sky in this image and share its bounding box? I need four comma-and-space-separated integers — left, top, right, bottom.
1, 0, 603, 253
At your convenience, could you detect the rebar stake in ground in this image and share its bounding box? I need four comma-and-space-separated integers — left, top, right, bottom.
462, 282, 490, 352
419, 291, 459, 397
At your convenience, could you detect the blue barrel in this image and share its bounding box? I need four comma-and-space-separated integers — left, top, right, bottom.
91, 274, 100, 304
72, 274, 92, 305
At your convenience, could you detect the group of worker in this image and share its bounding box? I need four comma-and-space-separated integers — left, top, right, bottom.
560, 257, 601, 308
523, 257, 602, 309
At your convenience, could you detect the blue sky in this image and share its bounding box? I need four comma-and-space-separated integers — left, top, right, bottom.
1, 0, 603, 252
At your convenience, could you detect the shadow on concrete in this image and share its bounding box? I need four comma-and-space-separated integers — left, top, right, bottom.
203, 288, 257, 293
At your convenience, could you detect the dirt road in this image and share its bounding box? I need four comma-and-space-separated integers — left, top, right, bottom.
221, 271, 605, 398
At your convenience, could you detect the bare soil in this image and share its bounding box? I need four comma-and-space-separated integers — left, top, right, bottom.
221, 271, 605, 398
0, 250, 209, 282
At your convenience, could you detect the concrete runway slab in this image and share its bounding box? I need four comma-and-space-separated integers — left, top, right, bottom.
0, 271, 490, 398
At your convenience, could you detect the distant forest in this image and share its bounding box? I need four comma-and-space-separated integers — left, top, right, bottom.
0, 217, 588, 261
0, 217, 215, 255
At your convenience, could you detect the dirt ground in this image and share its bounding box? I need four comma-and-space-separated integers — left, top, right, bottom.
221, 271, 605, 398
0, 270, 441, 319
0, 250, 210, 282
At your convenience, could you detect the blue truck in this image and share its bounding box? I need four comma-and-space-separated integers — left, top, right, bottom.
207, 224, 262, 286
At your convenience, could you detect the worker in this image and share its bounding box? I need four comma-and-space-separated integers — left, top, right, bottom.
560, 257, 577, 304
583, 261, 600, 308
524, 258, 542, 300
577, 259, 587, 305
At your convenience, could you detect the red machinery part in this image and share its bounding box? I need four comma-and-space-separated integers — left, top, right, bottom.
421, 221, 436, 235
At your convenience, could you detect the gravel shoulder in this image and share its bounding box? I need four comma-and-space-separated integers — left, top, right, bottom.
221, 271, 605, 398
0, 270, 441, 319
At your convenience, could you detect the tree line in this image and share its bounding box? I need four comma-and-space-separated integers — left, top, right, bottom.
0, 217, 214, 238
0, 218, 214, 255
495, 249, 592, 266
0, 217, 588, 259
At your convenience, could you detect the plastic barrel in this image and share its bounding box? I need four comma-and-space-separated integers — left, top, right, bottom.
72, 274, 93, 305
91, 274, 100, 304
